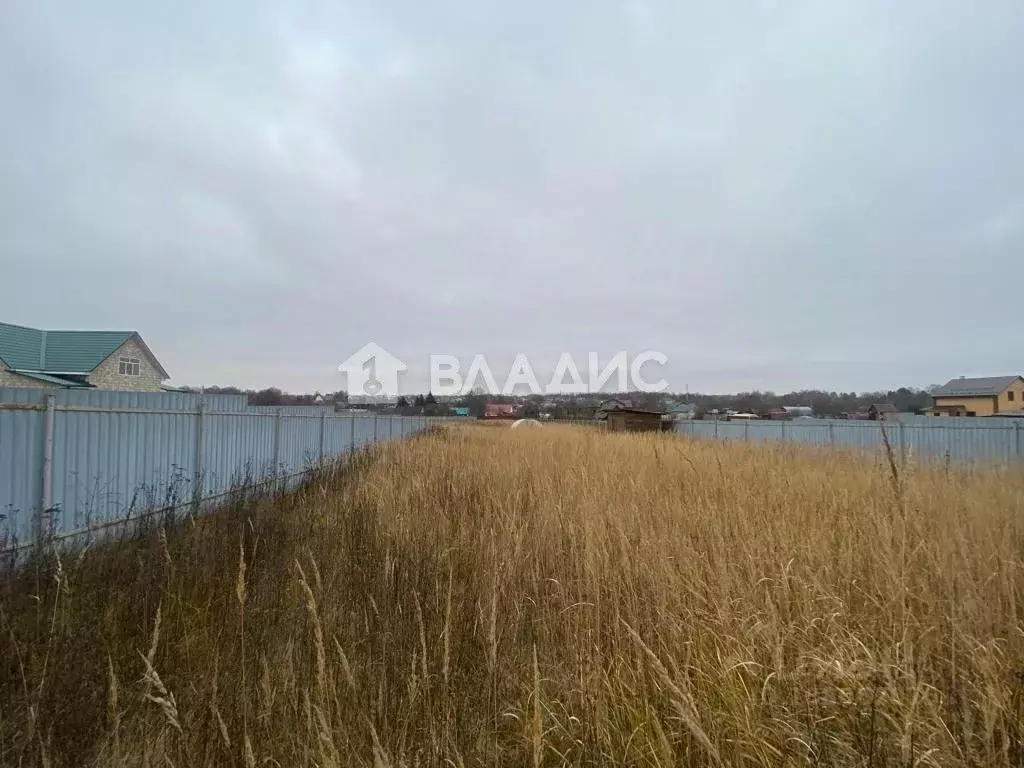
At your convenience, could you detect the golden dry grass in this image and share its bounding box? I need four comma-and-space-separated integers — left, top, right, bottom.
2, 425, 1024, 766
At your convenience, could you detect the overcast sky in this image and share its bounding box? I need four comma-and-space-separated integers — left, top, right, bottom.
2, 1, 1022, 395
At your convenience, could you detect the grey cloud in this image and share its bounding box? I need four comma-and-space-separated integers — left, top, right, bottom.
2, 0, 1022, 394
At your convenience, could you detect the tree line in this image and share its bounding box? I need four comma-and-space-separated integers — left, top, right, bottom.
677, 387, 934, 418
179, 385, 936, 417
177, 386, 348, 406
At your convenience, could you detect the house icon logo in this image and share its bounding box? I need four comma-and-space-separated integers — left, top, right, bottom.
338, 342, 407, 401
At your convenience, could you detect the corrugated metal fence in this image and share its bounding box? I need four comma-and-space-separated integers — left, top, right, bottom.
676, 416, 1024, 463
0, 388, 428, 548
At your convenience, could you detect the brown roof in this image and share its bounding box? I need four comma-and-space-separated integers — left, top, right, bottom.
597, 398, 630, 411
933, 376, 1022, 398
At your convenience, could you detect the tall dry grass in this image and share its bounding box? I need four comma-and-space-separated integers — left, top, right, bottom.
2, 425, 1024, 766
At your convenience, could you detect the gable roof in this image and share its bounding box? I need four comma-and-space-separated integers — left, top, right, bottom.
484, 402, 517, 413
597, 398, 632, 412
43, 330, 136, 372
0, 322, 168, 378
932, 376, 1022, 398
0, 322, 43, 370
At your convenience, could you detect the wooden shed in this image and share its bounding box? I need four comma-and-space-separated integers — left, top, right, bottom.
867, 403, 898, 421
605, 407, 665, 433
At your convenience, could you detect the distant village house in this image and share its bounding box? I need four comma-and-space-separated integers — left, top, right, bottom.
930, 376, 1024, 417
867, 403, 898, 420
483, 402, 518, 419
0, 321, 169, 391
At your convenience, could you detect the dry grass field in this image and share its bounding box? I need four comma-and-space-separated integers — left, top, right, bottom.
2, 425, 1024, 766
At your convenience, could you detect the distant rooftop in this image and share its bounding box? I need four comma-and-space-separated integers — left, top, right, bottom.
932, 376, 1022, 398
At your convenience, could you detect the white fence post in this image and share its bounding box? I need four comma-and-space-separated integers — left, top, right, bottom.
1016, 421, 1022, 458
193, 398, 205, 515
40, 394, 55, 511
273, 408, 283, 481
318, 410, 327, 463
38, 394, 56, 543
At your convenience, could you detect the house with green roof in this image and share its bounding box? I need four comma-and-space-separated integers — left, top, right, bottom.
0, 321, 169, 391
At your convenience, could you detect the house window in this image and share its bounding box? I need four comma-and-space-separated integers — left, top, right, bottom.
118, 357, 140, 376
1009, 391, 1016, 402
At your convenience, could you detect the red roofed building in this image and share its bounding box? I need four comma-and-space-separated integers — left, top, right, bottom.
483, 402, 518, 419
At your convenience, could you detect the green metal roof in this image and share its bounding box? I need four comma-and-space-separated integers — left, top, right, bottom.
8, 371, 92, 388
42, 330, 134, 372
0, 321, 138, 374
0, 322, 43, 369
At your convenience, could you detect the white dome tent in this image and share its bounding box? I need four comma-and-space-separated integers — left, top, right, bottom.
510, 419, 543, 429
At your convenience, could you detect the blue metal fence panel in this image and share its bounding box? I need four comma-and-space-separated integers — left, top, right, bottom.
245, 405, 334, 417
786, 421, 832, 447
746, 421, 786, 444
323, 416, 354, 456
387, 416, 404, 441
714, 422, 747, 441
279, 413, 322, 474
901, 419, 1017, 462
0, 388, 51, 406
0, 407, 44, 545
677, 416, 1024, 463
51, 409, 198, 533
353, 417, 377, 450
680, 421, 716, 440
202, 412, 276, 498
0, 387, 247, 411
828, 421, 884, 452
1, 389, 432, 547
5, 394, 1021, 548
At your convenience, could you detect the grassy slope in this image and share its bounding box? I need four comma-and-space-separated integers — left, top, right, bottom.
2, 425, 1024, 766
